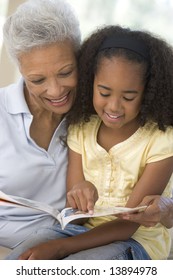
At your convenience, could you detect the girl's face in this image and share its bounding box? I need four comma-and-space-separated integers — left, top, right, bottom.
93, 56, 145, 131
19, 41, 77, 116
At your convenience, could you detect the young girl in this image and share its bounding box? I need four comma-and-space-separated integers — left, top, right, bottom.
66, 25, 173, 260
19, 25, 173, 260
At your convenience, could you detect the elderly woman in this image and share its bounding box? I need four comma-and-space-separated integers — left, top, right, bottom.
0, 0, 80, 254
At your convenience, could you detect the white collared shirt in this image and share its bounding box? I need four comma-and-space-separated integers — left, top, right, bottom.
0, 78, 67, 248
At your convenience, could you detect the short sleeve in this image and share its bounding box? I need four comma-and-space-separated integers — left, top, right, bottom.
67, 124, 83, 154
146, 126, 173, 163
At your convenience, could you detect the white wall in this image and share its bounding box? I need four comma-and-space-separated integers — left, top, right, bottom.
0, 0, 24, 87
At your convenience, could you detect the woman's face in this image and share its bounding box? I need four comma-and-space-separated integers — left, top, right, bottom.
19, 41, 77, 116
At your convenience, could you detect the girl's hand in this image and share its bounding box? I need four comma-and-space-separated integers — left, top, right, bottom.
19, 239, 67, 260
119, 195, 173, 228
67, 181, 98, 214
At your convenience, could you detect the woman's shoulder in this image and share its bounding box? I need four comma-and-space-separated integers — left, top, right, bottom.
0, 80, 22, 106
0, 85, 8, 110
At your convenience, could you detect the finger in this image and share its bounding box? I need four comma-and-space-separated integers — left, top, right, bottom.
18, 250, 31, 260
122, 212, 143, 221
85, 187, 98, 213
139, 195, 160, 206
87, 198, 95, 214
67, 190, 84, 210
121, 209, 158, 227
75, 189, 88, 212
67, 193, 78, 209
123, 215, 157, 227
28, 254, 39, 260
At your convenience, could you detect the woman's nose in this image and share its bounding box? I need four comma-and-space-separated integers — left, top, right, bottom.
47, 79, 61, 96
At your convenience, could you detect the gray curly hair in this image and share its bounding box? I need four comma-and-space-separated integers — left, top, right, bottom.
3, 0, 81, 63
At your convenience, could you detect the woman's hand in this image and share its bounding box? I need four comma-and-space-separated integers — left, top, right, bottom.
67, 181, 98, 214
119, 195, 173, 228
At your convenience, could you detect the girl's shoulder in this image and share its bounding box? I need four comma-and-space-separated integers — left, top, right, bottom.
68, 114, 100, 132
143, 122, 173, 153
144, 122, 173, 137
67, 115, 100, 148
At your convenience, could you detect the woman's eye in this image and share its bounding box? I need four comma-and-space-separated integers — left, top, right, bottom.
31, 79, 44, 84
59, 70, 73, 77
100, 92, 110, 97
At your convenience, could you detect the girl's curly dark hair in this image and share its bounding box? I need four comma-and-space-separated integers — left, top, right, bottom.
67, 25, 173, 131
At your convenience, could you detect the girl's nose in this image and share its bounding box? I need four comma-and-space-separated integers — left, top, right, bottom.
109, 98, 121, 112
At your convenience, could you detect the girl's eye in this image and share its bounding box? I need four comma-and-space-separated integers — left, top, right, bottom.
123, 96, 135, 101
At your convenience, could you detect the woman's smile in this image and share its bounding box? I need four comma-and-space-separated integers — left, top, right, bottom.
45, 91, 71, 107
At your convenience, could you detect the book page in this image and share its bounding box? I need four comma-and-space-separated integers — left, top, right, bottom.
0, 190, 60, 220
60, 205, 147, 229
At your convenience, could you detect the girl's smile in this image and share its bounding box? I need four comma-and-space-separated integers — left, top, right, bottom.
93, 56, 145, 132
105, 112, 124, 122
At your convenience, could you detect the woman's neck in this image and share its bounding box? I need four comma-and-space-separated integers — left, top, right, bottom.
24, 85, 63, 150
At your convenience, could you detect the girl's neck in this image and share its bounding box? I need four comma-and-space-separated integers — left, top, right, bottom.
97, 118, 140, 152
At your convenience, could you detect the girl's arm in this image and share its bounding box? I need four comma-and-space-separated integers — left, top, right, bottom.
61, 155, 173, 256
64, 151, 173, 255
19, 154, 173, 260
66, 148, 98, 212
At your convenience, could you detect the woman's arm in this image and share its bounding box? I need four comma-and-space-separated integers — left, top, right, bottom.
119, 195, 173, 228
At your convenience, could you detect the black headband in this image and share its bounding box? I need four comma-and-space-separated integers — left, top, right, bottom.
99, 35, 149, 60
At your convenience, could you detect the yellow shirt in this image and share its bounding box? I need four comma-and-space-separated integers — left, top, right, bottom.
67, 115, 173, 259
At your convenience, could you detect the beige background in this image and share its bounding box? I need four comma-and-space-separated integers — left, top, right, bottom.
0, 0, 23, 87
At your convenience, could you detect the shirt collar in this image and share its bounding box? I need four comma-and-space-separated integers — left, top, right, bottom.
6, 78, 68, 128
6, 77, 31, 115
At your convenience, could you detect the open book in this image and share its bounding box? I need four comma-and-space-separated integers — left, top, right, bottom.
0, 190, 147, 230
